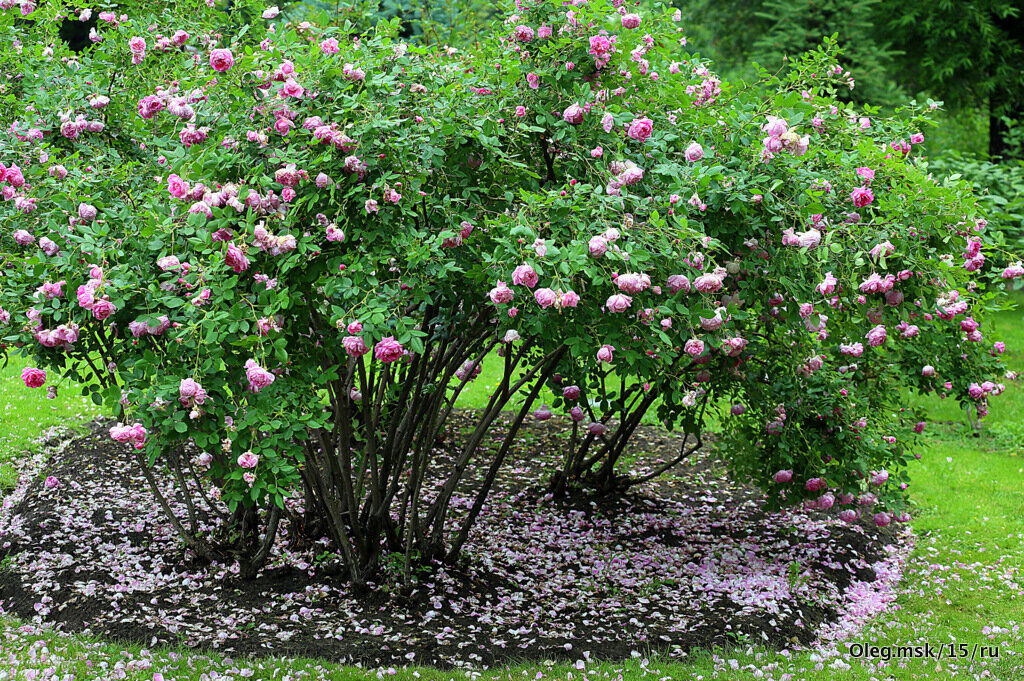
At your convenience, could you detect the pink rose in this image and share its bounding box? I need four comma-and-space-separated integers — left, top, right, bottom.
489, 281, 514, 304
374, 336, 405, 363
534, 288, 557, 308
343, 335, 369, 357
684, 141, 703, 161
626, 117, 653, 142
244, 359, 276, 392
850, 186, 874, 207
865, 324, 887, 347
562, 103, 584, 125
693, 273, 723, 294
596, 344, 615, 363
773, 470, 792, 483
78, 203, 97, 221
620, 13, 641, 29
224, 244, 250, 273
237, 451, 259, 469
167, 174, 189, 199
684, 339, 705, 357
513, 25, 535, 42
605, 294, 632, 313
91, 298, 116, 321
209, 48, 235, 72
21, 367, 46, 388
558, 290, 580, 308
667, 274, 691, 294
511, 264, 539, 288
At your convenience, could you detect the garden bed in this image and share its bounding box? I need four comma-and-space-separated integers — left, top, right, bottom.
0, 415, 910, 668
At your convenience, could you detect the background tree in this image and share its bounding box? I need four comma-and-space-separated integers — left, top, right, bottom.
882, 0, 1024, 159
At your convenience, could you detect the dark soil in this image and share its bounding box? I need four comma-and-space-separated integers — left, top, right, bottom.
0, 414, 909, 669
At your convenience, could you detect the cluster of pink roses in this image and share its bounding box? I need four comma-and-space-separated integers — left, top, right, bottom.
75, 268, 116, 321
760, 115, 809, 161
110, 423, 148, 449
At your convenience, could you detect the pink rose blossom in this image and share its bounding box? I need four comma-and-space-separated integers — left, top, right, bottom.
511, 264, 539, 288
209, 48, 234, 72
244, 359, 276, 392
21, 367, 46, 388
237, 451, 259, 469
374, 336, 405, 363
626, 117, 653, 142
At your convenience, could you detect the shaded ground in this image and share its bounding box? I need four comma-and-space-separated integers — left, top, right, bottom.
0, 413, 910, 668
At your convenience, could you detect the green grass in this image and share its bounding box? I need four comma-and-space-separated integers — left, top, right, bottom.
0, 353, 101, 491
0, 295, 1022, 679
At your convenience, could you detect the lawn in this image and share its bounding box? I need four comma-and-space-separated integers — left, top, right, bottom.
0, 295, 1021, 680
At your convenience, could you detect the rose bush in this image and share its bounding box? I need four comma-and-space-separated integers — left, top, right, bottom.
1, 0, 1019, 582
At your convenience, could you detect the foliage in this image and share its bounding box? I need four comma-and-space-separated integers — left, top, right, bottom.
677, 0, 1024, 157
0, 0, 1018, 584
926, 150, 1024, 254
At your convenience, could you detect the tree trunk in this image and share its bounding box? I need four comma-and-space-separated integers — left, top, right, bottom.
988, 94, 1016, 160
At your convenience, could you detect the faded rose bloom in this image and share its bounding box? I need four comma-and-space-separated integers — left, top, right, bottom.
684, 338, 705, 357
684, 141, 703, 161
596, 344, 615, 363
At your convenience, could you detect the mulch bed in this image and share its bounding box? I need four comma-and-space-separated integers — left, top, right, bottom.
0, 413, 911, 668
